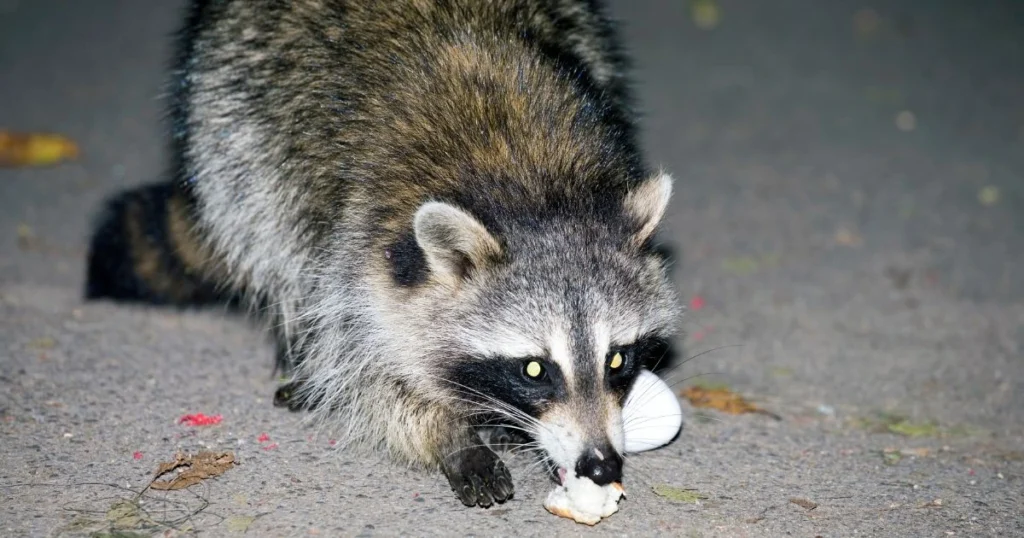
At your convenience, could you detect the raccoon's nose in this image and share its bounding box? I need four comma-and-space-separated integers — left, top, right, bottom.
574, 445, 623, 486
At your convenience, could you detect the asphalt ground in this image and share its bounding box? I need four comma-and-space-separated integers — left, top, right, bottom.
1, 0, 1022, 536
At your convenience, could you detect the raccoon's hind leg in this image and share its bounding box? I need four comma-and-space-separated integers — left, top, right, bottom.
272, 336, 314, 412
269, 319, 330, 413
272, 345, 326, 413
85, 182, 234, 307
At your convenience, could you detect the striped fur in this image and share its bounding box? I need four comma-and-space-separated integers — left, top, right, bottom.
85, 0, 680, 507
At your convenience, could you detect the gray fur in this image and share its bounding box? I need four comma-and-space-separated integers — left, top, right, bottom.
160, 0, 679, 505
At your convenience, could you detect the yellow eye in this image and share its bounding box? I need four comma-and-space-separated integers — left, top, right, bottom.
525, 361, 543, 378
609, 352, 623, 369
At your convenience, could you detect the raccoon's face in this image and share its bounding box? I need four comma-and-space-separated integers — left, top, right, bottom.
415, 173, 679, 486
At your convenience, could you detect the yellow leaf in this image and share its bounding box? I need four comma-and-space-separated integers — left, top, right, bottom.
226, 515, 256, 533
690, 0, 720, 30
652, 484, 706, 503
834, 227, 864, 247
978, 185, 1000, 206
0, 130, 79, 167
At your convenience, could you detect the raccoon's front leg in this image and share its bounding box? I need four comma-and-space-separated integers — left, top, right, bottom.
440, 432, 515, 508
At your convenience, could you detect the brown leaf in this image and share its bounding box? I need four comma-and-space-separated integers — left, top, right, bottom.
0, 131, 79, 167
789, 497, 818, 510
150, 450, 235, 491
680, 386, 780, 419
834, 227, 864, 247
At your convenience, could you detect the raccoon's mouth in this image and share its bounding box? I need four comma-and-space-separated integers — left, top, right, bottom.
541, 458, 567, 485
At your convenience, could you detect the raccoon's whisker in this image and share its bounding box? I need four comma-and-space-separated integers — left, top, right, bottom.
428, 375, 549, 434
441, 443, 510, 461
451, 391, 541, 429
440, 395, 543, 438
669, 343, 743, 372
634, 344, 741, 399
458, 412, 540, 439
443, 440, 543, 461
643, 339, 674, 374
506, 444, 546, 458
475, 423, 538, 438
662, 371, 730, 392
622, 412, 684, 429
443, 390, 541, 429
519, 454, 556, 478
618, 346, 738, 423
443, 402, 522, 428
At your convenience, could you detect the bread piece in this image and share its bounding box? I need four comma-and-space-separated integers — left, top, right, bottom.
544, 474, 625, 525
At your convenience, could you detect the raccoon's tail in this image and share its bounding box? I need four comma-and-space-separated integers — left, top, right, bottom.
85, 182, 233, 307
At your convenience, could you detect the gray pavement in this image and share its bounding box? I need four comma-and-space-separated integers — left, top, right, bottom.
2, 0, 1023, 536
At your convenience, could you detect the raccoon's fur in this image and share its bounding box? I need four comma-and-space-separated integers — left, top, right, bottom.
86, 0, 680, 508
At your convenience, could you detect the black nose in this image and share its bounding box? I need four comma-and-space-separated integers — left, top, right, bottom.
574, 446, 623, 486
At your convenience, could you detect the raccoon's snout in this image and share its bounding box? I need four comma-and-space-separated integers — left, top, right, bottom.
574, 444, 623, 486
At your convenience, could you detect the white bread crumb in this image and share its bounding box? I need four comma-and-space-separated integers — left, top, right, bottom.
543, 474, 624, 525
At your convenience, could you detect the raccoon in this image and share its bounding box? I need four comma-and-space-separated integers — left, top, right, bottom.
85, 0, 681, 508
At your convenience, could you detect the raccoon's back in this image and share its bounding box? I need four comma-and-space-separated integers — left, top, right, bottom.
175, 0, 643, 290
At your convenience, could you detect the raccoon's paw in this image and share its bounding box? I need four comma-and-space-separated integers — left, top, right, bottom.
486, 425, 532, 453
442, 446, 514, 508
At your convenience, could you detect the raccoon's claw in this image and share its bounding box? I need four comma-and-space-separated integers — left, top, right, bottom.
273, 382, 299, 411
273, 381, 312, 412
443, 446, 514, 508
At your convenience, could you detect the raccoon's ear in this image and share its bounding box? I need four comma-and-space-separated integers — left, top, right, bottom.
623, 172, 673, 248
414, 201, 502, 282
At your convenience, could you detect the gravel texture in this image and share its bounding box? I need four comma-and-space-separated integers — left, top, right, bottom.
2, 0, 1022, 536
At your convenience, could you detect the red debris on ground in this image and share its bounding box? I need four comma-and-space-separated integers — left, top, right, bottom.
178, 413, 223, 427
262, 443, 279, 451
133, 451, 143, 460
328, 439, 337, 446
691, 325, 713, 342
689, 295, 706, 311
258, 433, 270, 443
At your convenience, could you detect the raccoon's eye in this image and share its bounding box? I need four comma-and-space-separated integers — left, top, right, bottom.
608, 352, 623, 370
524, 360, 546, 380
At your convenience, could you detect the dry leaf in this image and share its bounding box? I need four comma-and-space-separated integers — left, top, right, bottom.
853, 8, 881, 36
690, 0, 720, 30
26, 336, 56, 350
834, 227, 864, 247
652, 484, 706, 503
150, 451, 235, 490
105, 499, 144, 529
680, 386, 780, 419
894, 110, 917, 132
0, 131, 79, 167
16, 223, 37, 250
978, 185, 1000, 206
789, 497, 818, 510
226, 515, 257, 533
887, 420, 939, 437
